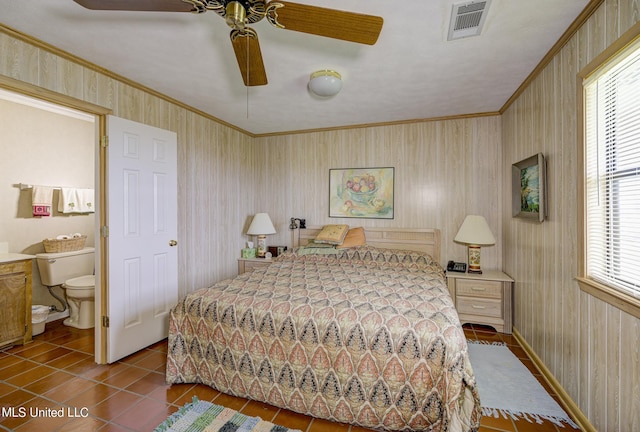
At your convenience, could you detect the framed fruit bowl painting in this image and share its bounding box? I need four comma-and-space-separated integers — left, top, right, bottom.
329, 167, 394, 219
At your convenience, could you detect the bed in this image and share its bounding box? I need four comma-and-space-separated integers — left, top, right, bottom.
166, 226, 481, 432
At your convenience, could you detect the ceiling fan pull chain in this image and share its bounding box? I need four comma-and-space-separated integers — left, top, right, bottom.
246, 33, 250, 118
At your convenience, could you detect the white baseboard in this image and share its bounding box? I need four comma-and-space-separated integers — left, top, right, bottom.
512, 328, 595, 432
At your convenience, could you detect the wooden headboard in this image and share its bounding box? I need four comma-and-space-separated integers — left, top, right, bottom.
291, 226, 441, 263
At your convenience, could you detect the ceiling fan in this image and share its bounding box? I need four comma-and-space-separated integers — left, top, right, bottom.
73, 0, 384, 87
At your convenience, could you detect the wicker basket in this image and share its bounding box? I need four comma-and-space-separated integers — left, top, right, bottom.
42, 235, 87, 253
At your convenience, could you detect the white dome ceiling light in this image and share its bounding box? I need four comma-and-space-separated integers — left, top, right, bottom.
308, 70, 343, 97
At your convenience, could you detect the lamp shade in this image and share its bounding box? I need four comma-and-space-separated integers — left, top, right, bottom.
454, 215, 495, 246
308, 70, 342, 97
247, 213, 276, 235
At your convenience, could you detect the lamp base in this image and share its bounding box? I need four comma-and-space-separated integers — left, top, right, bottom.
256, 235, 267, 258
467, 245, 483, 274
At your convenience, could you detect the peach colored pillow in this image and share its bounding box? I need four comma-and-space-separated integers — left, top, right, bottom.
336, 227, 366, 249
314, 224, 350, 245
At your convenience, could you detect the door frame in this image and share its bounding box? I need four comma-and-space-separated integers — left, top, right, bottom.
0, 75, 112, 363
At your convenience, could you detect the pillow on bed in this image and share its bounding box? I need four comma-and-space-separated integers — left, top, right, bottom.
336, 227, 366, 249
314, 224, 349, 245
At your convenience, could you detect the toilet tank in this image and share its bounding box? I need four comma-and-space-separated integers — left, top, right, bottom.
36, 247, 95, 286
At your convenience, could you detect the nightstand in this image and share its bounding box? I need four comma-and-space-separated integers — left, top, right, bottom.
446, 270, 514, 334
237, 257, 272, 275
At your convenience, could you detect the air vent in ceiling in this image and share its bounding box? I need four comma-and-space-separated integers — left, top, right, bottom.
447, 0, 492, 41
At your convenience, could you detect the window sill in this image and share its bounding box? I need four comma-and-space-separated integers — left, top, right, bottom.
576, 277, 640, 319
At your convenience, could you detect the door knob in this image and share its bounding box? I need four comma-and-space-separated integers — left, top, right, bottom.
169, 240, 178, 247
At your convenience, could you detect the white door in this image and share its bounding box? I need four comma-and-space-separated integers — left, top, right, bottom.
106, 115, 178, 363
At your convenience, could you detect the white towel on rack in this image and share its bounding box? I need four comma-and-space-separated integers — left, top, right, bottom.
58, 188, 77, 213
77, 188, 94, 213
32, 186, 54, 217
58, 188, 94, 213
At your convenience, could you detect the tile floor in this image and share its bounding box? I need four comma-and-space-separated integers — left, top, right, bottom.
0, 320, 581, 432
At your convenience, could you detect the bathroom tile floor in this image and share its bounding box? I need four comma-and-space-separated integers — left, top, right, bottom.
0, 320, 581, 431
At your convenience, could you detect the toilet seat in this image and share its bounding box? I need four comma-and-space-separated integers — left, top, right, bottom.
64, 275, 95, 289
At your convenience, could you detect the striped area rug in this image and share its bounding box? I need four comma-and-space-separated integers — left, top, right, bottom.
154, 397, 300, 432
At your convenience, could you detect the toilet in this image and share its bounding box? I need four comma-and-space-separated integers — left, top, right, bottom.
36, 247, 95, 329
61, 274, 96, 329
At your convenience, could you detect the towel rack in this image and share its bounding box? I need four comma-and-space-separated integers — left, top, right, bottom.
19, 183, 95, 191
18, 183, 74, 190
19, 183, 61, 191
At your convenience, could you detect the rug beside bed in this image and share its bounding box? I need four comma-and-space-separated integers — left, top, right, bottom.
468, 342, 578, 428
154, 397, 301, 432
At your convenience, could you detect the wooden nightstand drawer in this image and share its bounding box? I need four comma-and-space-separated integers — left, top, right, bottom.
456, 279, 502, 299
244, 260, 269, 271
446, 270, 514, 333
457, 296, 502, 318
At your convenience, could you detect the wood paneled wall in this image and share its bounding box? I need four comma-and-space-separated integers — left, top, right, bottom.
502, 1, 640, 430
0, 28, 255, 298
254, 117, 503, 269
0, 22, 506, 283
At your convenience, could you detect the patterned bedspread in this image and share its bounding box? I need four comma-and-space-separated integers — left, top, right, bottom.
166, 246, 481, 431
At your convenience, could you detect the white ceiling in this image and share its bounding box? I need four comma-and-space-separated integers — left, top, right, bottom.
1, 0, 589, 135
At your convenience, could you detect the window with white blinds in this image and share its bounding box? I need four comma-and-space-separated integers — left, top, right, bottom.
584, 40, 640, 300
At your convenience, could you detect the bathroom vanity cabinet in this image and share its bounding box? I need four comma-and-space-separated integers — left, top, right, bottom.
0, 255, 34, 347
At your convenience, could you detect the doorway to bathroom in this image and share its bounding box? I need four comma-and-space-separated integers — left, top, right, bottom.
0, 80, 179, 364
0, 88, 96, 313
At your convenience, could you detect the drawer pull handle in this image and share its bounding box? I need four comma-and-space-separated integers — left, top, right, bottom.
471, 305, 486, 309
471, 287, 486, 291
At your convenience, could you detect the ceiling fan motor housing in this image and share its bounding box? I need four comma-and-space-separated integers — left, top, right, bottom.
225, 2, 246, 29
210, 0, 267, 28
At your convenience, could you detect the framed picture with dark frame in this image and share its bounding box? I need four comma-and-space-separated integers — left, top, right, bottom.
329, 167, 394, 219
512, 153, 546, 222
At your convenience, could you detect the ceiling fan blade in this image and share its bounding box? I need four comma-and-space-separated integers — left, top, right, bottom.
230, 29, 268, 86
73, 0, 195, 12
267, 1, 383, 45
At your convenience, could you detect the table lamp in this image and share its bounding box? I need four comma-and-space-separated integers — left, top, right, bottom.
247, 213, 276, 258
454, 215, 495, 274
